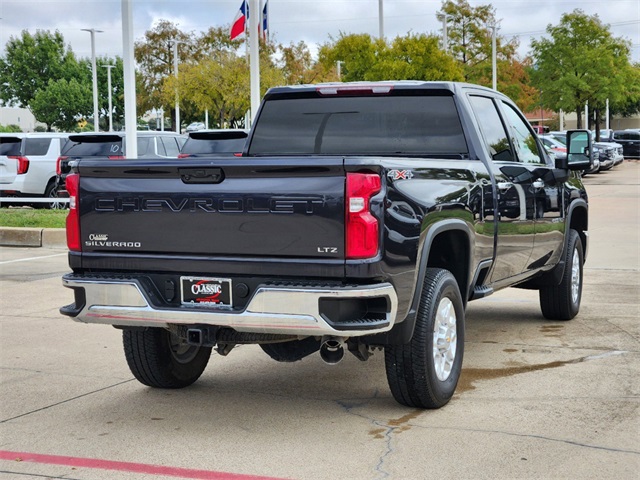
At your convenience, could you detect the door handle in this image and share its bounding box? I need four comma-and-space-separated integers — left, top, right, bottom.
179, 167, 224, 184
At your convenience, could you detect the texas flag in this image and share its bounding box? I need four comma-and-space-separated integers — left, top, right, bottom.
230, 0, 248, 40
261, 0, 268, 41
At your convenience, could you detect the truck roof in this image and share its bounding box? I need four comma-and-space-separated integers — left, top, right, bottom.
264, 81, 499, 98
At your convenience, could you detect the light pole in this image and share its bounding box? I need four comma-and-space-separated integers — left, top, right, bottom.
336, 60, 344, 80
81, 28, 103, 132
437, 13, 449, 53
171, 39, 182, 133
490, 24, 497, 91
102, 64, 115, 132
378, 0, 384, 40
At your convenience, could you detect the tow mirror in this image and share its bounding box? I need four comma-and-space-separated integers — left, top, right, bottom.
566, 130, 592, 171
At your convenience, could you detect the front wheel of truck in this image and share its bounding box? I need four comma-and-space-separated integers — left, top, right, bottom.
384, 268, 465, 409
123, 328, 212, 388
539, 229, 583, 320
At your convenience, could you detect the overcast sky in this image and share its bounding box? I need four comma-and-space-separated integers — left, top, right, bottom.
0, 0, 638, 63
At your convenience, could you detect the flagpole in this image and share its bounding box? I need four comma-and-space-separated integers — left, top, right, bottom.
249, 0, 260, 124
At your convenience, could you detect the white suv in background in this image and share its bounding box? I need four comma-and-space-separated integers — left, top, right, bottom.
0, 132, 68, 208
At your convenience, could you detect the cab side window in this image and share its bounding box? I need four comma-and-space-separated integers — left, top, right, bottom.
161, 137, 180, 157
501, 102, 544, 165
468, 95, 514, 162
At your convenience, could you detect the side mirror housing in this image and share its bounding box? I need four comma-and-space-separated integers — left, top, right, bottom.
566, 129, 593, 171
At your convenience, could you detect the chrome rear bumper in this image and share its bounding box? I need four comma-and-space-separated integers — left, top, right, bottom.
62, 275, 398, 337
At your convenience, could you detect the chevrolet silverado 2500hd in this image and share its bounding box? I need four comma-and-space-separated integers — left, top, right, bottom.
60, 82, 592, 409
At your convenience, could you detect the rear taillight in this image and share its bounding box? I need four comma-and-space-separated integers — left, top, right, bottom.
346, 172, 381, 259
65, 173, 81, 251
56, 156, 67, 175
108, 155, 126, 160
177, 153, 191, 159
9, 156, 29, 174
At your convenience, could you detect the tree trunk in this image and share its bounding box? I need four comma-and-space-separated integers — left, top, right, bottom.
169, 109, 176, 132
594, 108, 601, 141
575, 107, 582, 129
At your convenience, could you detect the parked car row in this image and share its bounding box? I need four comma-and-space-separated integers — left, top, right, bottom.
0, 129, 249, 209
542, 129, 634, 175
0, 126, 635, 209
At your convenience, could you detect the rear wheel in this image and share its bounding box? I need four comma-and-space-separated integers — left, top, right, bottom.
123, 327, 212, 388
385, 268, 465, 409
39, 181, 66, 210
539, 229, 583, 320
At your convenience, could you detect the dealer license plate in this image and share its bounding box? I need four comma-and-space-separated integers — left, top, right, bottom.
180, 277, 232, 307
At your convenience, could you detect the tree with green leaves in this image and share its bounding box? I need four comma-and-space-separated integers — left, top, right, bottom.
97, 56, 125, 130
438, 0, 537, 110
134, 20, 196, 131
30, 78, 92, 131
368, 33, 464, 82
0, 30, 82, 108
162, 40, 285, 128
279, 41, 336, 85
318, 33, 384, 82
317, 33, 463, 83
530, 10, 637, 130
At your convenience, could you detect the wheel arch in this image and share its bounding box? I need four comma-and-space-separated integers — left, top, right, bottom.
568, 200, 588, 262
371, 219, 474, 345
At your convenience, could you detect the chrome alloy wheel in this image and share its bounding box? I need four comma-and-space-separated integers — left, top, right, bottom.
571, 248, 581, 304
432, 297, 457, 381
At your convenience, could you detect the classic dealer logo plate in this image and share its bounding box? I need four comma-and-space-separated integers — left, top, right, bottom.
180, 276, 232, 307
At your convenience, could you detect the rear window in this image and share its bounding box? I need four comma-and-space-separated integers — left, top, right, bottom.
0, 137, 22, 156
24, 138, 52, 156
181, 132, 248, 154
63, 137, 123, 156
249, 94, 468, 156
613, 131, 640, 141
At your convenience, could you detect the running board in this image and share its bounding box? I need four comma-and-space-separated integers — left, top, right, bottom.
471, 285, 494, 300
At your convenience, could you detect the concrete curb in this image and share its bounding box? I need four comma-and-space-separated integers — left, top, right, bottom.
0, 227, 67, 249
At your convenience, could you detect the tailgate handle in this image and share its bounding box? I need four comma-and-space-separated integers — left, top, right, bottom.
179, 168, 224, 184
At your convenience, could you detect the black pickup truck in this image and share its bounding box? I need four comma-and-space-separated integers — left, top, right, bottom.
60, 82, 592, 409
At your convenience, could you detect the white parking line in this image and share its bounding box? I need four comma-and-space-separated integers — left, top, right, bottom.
0, 252, 67, 265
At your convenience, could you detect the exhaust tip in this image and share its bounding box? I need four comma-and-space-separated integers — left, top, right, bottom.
320, 339, 344, 365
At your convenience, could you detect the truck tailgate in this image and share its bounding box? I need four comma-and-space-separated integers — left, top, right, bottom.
77, 157, 346, 259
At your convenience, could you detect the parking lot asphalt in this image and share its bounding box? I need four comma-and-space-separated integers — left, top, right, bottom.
0, 162, 638, 480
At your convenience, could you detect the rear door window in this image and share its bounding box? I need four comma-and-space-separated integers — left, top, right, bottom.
24, 138, 52, 156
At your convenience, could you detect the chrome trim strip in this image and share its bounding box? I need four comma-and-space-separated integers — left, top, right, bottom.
62, 277, 398, 337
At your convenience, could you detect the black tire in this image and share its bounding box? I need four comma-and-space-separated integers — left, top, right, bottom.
42, 181, 66, 210
260, 337, 321, 362
539, 229, 584, 320
123, 327, 212, 388
384, 268, 465, 409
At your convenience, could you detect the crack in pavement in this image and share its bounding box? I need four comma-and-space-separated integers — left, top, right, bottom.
0, 379, 135, 424
332, 349, 637, 478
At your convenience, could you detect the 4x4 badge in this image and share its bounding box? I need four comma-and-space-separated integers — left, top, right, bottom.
387, 169, 414, 181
